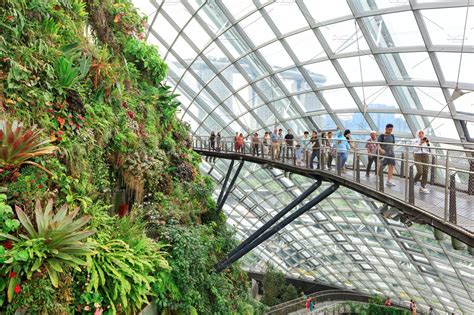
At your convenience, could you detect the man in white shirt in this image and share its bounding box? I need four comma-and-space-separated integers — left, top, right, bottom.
411, 130, 431, 193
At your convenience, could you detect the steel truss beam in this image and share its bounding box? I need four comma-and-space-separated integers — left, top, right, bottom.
216, 183, 339, 272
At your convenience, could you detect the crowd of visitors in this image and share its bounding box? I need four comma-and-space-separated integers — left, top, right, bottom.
207, 124, 431, 193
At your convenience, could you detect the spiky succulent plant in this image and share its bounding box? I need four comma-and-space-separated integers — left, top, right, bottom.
0, 119, 57, 174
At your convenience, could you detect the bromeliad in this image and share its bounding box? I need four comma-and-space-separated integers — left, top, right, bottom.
0, 119, 58, 175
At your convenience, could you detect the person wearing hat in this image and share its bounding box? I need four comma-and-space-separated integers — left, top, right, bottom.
365, 131, 378, 177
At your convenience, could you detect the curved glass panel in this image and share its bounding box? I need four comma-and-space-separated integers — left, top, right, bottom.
137, 1, 474, 314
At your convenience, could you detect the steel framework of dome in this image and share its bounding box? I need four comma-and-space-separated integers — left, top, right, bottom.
133, 1, 474, 313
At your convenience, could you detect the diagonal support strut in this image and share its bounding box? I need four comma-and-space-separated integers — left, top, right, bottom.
216, 159, 244, 212
217, 159, 235, 205
216, 183, 339, 272
223, 180, 322, 263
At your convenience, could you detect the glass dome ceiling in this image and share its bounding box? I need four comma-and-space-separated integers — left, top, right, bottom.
133, 0, 474, 313
135, 0, 474, 143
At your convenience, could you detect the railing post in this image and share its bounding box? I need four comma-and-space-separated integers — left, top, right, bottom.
404, 146, 409, 202
409, 165, 415, 205
430, 155, 436, 186
400, 151, 405, 178
293, 146, 296, 166
378, 162, 384, 193
336, 152, 341, 176
305, 149, 309, 168
376, 146, 380, 190
356, 153, 360, 183
444, 151, 450, 221
469, 158, 474, 195
320, 147, 324, 170
352, 150, 356, 174
449, 173, 457, 224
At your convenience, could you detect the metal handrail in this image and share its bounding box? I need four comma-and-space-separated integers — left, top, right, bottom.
199, 135, 474, 155
195, 136, 474, 176
265, 289, 408, 314
193, 135, 474, 235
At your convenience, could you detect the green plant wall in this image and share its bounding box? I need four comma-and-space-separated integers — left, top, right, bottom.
0, 0, 263, 313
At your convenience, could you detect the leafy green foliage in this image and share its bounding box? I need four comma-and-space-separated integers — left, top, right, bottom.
79, 207, 170, 314
261, 266, 298, 306
5, 277, 68, 315
53, 53, 90, 91
342, 302, 410, 315
151, 224, 263, 314
123, 37, 167, 85
0, 0, 260, 313
84, 239, 168, 314
369, 294, 386, 305
0, 200, 96, 293
0, 194, 20, 236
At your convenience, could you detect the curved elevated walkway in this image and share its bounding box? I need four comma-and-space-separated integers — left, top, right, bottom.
265, 289, 408, 314
194, 145, 473, 246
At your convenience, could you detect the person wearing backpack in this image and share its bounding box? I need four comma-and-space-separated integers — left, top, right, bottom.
377, 124, 396, 186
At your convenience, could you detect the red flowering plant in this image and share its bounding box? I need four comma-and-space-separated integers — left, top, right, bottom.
46, 100, 87, 143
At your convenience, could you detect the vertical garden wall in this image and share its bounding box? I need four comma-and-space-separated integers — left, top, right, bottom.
0, 0, 264, 314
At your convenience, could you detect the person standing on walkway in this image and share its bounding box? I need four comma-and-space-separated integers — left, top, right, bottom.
305, 296, 311, 314
428, 306, 435, 315
236, 133, 244, 153
412, 130, 431, 194
209, 131, 216, 150
216, 132, 221, 151
320, 132, 328, 170
285, 129, 295, 160
234, 132, 239, 152
336, 130, 350, 173
252, 132, 260, 156
271, 128, 280, 160
326, 131, 334, 170
263, 131, 270, 157
344, 129, 355, 150
295, 142, 304, 166
277, 128, 284, 159
377, 124, 396, 186
300, 131, 311, 166
309, 131, 320, 169
365, 131, 378, 177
